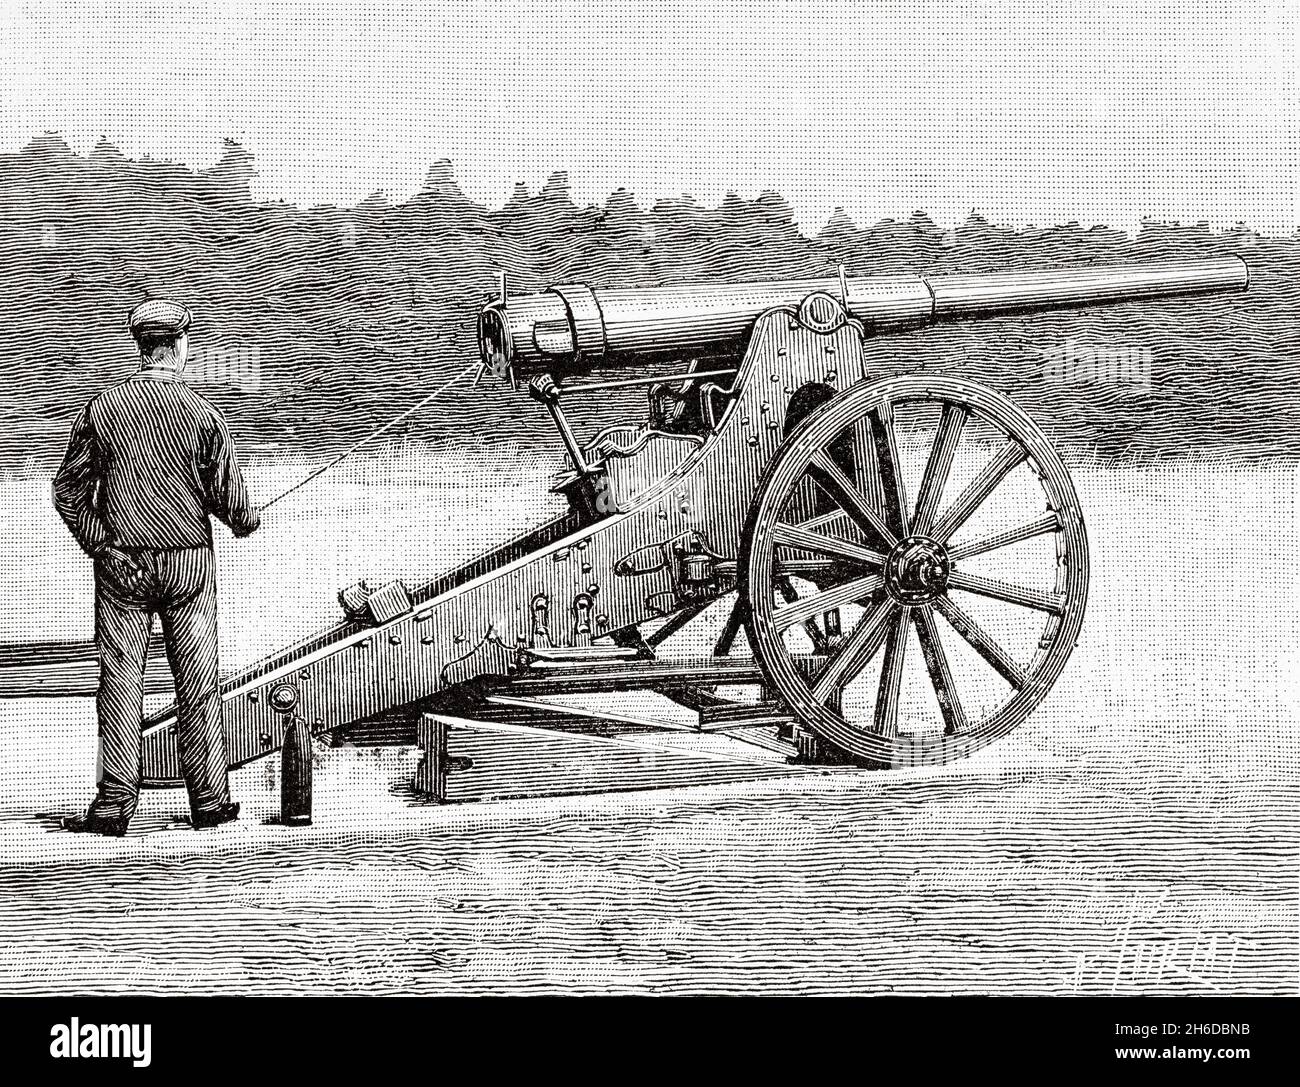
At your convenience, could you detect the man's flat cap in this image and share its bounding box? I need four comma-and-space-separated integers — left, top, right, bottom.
127, 299, 191, 339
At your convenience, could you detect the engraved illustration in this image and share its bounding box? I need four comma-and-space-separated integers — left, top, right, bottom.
0, 3, 1293, 1007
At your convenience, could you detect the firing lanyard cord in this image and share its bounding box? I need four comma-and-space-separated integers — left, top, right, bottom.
257, 362, 478, 512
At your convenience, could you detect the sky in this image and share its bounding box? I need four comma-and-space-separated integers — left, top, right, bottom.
0, 0, 1296, 233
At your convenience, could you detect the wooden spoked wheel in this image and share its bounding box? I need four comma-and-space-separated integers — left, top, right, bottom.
740, 375, 1089, 766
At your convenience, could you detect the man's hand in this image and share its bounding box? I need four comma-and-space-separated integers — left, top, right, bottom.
96, 547, 146, 594
232, 508, 261, 538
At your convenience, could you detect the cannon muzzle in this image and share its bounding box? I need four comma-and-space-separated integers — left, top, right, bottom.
479, 257, 1247, 384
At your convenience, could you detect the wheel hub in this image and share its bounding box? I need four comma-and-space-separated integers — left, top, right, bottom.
884, 535, 951, 604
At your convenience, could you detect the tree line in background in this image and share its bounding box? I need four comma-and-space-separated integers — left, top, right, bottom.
0, 135, 1296, 469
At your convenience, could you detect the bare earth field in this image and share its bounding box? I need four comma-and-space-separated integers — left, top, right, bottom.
0, 452, 1294, 995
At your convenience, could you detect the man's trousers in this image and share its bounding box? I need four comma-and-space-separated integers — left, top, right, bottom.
89, 547, 232, 821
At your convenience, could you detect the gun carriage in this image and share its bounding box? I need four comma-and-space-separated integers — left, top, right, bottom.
125, 256, 1246, 801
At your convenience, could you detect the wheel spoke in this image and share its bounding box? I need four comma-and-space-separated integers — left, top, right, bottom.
948, 512, 1060, 561
773, 522, 887, 568
870, 402, 910, 538
947, 570, 1066, 614
914, 605, 967, 735
772, 573, 884, 632
809, 451, 897, 548
932, 594, 1028, 689
874, 607, 910, 737
791, 509, 851, 533
811, 597, 896, 702
930, 442, 1024, 544
777, 577, 830, 653
852, 415, 886, 517
911, 404, 967, 536
774, 558, 840, 579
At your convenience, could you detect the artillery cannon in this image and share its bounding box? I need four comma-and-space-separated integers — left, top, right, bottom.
134, 255, 1247, 799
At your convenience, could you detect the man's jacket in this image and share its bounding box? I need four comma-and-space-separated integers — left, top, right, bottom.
52, 369, 259, 554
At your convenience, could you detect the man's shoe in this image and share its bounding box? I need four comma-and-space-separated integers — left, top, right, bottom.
62, 811, 128, 837
192, 802, 240, 829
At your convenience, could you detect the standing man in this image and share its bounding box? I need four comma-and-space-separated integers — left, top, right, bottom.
53, 300, 260, 836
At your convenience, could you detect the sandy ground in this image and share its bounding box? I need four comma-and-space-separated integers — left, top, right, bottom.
0, 453, 1295, 995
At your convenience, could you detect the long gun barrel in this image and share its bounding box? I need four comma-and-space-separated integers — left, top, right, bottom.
480, 257, 1248, 384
